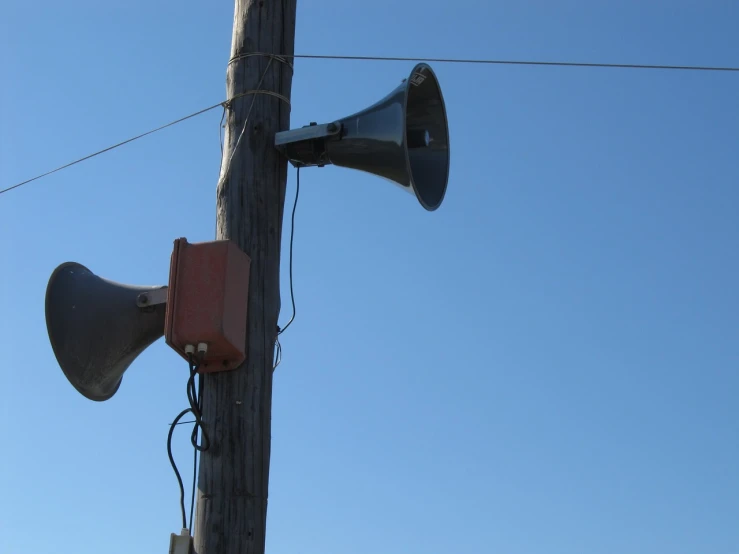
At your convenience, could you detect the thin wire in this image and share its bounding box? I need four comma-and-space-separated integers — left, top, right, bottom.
168, 356, 209, 532
228, 52, 294, 71
273, 334, 282, 371
283, 53, 739, 73
1, 89, 287, 197
187, 357, 209, 452
219, 106, 226, 157
0, 102, 223, 196
226, 89, 290, 106
215, 56, 290, 239
167, 407, 193, 531
231, 51, 739, 73
3, 52, 735, 197
189, 371, 205, 533
277, 166, 300, 336
190, 443, 198, 532
220, 57, 276, 186
215, 105, 227, 240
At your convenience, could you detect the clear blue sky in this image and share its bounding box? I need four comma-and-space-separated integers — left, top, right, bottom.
1, 1, 738, 553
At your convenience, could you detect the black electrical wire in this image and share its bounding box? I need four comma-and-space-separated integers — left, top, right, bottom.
189, 370, 205, 532
168, 354, 210, 532
187, 356, 210, 452
167, 406, 194, 531
190, 439, 198, 533
277, 166, 300, 336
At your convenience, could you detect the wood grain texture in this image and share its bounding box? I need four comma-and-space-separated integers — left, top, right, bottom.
193, 1, 296, 553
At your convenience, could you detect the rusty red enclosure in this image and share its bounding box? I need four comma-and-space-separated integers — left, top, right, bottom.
165, 237, 251, 373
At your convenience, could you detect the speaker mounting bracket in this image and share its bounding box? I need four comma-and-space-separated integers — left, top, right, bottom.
136, 286, 168, 308
275, 121, 343, 168
275, 121, 342, 146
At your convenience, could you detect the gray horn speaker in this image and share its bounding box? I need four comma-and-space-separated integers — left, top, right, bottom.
275, 63, 450, 211
45, 262, 167, 401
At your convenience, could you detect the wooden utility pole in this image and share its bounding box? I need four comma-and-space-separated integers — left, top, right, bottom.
193, 1, 297, 553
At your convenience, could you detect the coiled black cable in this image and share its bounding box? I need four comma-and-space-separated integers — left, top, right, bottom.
168, 353, 210, 531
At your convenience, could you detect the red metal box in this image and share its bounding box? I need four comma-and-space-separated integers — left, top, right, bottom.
164, 238, 251, 372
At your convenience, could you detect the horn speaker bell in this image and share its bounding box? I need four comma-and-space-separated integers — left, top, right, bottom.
275, 63, 450, 211
45, 262, 166, 401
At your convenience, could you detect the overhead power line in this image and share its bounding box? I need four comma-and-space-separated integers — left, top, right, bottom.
288, 53, 739, 73
1, 53, 737, 197
0, 101, 225, 197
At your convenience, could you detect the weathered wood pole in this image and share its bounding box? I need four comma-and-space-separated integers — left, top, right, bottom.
194, 1, 297, 553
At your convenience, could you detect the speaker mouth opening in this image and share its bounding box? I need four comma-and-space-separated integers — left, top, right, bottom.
45, 262, 122, 401
404, 63, 450, 211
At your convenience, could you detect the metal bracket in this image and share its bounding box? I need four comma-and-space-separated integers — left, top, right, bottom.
137, 286, 169, 308
274, 121, 342, 148
274, 121, 343, 168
